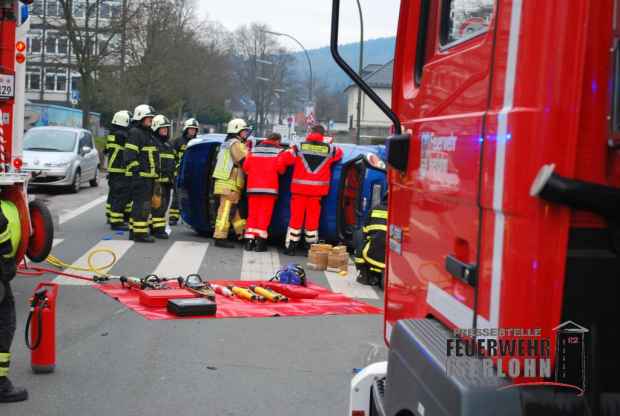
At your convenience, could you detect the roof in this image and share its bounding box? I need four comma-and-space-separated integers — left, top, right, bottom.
344, 60, 394, 92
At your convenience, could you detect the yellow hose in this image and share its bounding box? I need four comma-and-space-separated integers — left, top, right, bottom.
45, 248, 118, 277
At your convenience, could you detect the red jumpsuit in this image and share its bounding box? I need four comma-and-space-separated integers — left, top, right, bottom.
242, 139, 286, 240
280, 133, 343, 247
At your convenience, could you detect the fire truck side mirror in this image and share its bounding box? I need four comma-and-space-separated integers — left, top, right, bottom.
386, 133, 417, 173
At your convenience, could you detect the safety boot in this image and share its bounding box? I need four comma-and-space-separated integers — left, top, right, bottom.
254, 238, 268, 252
214, 239, 234, 248
111, 223, 129, 232
134, 234, 155, 243
283, 241, 297, 256
244, 239, 255, 251
0, 377, 28, 403
153, 231, 169, 240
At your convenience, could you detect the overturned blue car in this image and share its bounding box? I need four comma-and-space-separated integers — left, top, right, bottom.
177, 134, 387, 245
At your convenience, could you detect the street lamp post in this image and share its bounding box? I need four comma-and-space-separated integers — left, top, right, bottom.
263, 30, 313, 106
356, 0, 364, 145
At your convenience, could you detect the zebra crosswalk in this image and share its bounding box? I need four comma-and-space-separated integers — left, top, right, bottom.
47, 236, 381, 300
44, 196, 382, 301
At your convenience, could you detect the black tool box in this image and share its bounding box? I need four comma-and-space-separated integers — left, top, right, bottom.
167, 298, 217, 317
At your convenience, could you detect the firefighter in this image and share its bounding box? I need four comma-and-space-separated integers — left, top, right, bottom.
211, 118, 250, 248
242, 132, 287, 252
125, 104, 158, 243
105, 110, 132, 231
281, 125, 343, 255
169, 118, 200, 225
354, 199, 388, 288
0, 204, 27, 402
150, 115, 175, 239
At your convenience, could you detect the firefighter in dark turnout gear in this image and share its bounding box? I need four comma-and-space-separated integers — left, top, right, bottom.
354, 200, 387, 288
0, 202, 27, 402
105, 110, 132, 231
169, 118, 199, 225
125, 104, 158, 243
151, 115, 174, 239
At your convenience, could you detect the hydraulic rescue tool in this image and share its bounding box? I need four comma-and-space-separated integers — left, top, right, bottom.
177, 274, 216, 301
228, 286, 265, 302
212, 284, 234, 297
250, 286, 288, 303
120, 275, 169, 290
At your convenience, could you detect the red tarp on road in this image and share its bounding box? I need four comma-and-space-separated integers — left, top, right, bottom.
95, 280, 382, 320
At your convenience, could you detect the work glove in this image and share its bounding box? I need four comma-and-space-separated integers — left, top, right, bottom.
0, 257, 16, 283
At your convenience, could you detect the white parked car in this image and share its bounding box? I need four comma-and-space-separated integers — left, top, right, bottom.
22, 126, 100, 193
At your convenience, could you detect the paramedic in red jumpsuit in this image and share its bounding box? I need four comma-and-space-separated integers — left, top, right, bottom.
242, 133, 286, 252
281, 127, 343, 255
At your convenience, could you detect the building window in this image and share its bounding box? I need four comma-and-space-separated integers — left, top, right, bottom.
46, 0, 59, 17
57, 38, 68, 55
73, 0, 84, 18
32, 0, 43, 15
45, 73, 55, 91
99, 1, 110, 18
70, 75, 81, 92
27, 70, 42, 91
44, 69, 68, 92
45, 34, 57, 54
111, 3, 121, 18
28, 31, 42, 54
56, 72, 67, 91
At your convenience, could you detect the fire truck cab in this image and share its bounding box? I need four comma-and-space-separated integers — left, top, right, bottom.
331, 0, 620, 414
0, 0, 54, 268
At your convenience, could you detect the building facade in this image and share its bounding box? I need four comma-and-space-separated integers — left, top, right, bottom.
345, 61, 393, 144
25, 0, 122, 106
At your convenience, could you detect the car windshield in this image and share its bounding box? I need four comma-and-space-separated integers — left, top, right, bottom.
24, 129, 77, 152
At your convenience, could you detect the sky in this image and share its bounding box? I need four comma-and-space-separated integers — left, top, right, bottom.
197, 0, 401, 50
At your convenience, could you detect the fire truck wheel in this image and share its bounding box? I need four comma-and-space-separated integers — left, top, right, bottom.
26, 199, 54, 263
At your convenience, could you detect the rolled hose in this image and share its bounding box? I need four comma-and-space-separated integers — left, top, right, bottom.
18, 248, 118, 282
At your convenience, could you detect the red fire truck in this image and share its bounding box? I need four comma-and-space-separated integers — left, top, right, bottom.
0, 0, 54, 268
331, 0, 619, 414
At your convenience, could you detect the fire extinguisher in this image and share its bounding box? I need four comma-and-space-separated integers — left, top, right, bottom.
24, 282, 59, 374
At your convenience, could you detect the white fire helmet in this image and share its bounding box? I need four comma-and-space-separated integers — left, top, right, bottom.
111, 110, 132, 128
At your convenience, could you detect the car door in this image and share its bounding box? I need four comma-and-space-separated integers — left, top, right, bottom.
78, 131, 97, 181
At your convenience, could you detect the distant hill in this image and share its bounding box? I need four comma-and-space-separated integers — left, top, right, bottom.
290, 37, 396, 92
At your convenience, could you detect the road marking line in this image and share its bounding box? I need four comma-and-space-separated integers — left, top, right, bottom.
153, 241, 209, 278
324, 260, 378, 299
59, 195, 107, 225
52, 240, 134, 286
241, 247, 281, 280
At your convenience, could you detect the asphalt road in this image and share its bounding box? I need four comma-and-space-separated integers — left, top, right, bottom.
3, 180, 386, 416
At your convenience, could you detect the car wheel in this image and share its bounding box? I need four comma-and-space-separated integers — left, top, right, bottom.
90, 166, 100, 187
71, 170, 81, 194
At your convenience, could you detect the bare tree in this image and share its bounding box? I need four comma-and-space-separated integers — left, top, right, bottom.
232, 24, 298, 136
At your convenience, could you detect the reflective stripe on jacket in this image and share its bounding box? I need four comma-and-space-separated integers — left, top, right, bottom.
243, 139, 285, 195
125, 125, 159, 178
154, 134, 175, 183
213, 138, 248, 194
106, 129, 128, 173
280, 136, 343, 196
